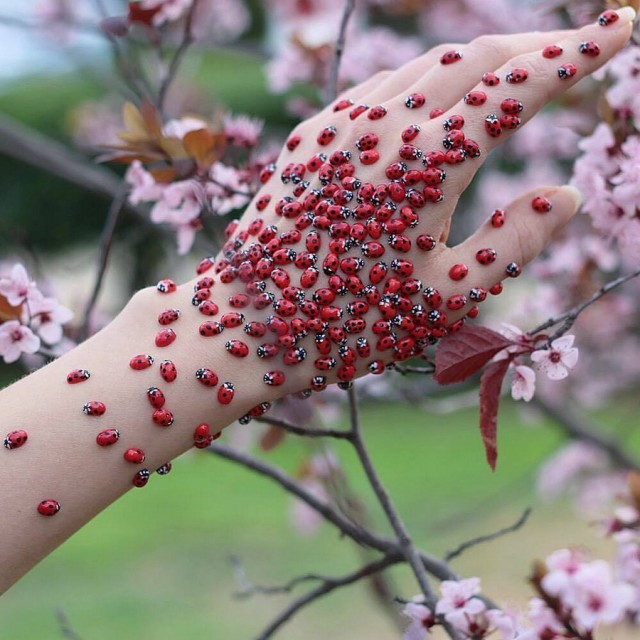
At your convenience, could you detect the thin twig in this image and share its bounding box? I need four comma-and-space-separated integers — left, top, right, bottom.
324, 0, 356, 105
157, 0, 198, 113
253, 415, 354, 440
445, 508, 532, 562
530, 267, 640, 338
394, 363, 436, 376
533, 397, 640, 472
55, 608, 84, 640
207, 443, 456, 582
78, 183, 129, 341
254, 553, 403, 640
346, 389, 439, 608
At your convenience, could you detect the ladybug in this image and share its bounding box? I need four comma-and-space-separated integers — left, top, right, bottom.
476, 248, 497, 265
255, 194, 272, 212
385, 162, 408, 180
130, 354, 153, 371
286, 134, 301, 151
217, 382, 235, 405
221, 312, 245, 328
224, 220, 239, 239
449, 264, 469, 281
445, 149, 466, 165
66, 368, 91, 384
156, 279, 177, 294
337, 364, 356, 382
192, 289, 211, 306
356, 132, 379, 151
132, 469, 150, 488
416, 234, 436, 251
404, 92, 426, 109
314, 356, 337, 371
423, 167, 446, 186
155, 328, 177, 348
428, 309, 448, 327
399, 144, 422, 161
226, 340, 249, 358
359, 150, 380, 165
440, 50, 463, 64
423, 187, 444, 203
159, 359, 178, 383
443, 129, 465, 150
499, 115, 521, 130
422, 287, 443, 309
156, 462, 172, 475
347, 300, 369, 317
598, 10, 619, 26
307, 152, 328, 172
557, 63, 577, 80
506, 262, 522, 278
369, 262, 388, 284
194, 422, 211, 444
532, 196, 552, 213
244, 321, 267, 338
403, 169, 423, 186
152, 408, 174, 427
317, 125, 337, 146
195, 277, 215, 290
464, 90, 487, 106
443, 115, 465, 132
368, 360, 385, 375
263, 370, 285, 386
83, 401, 106, 416
491, 209, 506, 227
388, 234, 411, 253
299, 300, 320, 317
37, 499, 60, 516
463, 139, 481, 158
349, 104, 369, 120
310, 376, 327, 392
196, 368, 219, 387
542, 44, 563, 58
248, 401, 272, 417
469, 287, 488, 302
196, 256, 215, 274
267, 315, 289, 335
449, 319, 466, 333
229, 294, 250, 309
158, 308, 181, 325
342, 176, 362, 191
124, 447, 145, 464
506, 68, 528, 83
96, 428, 120, 447
388, 182, 406, 203
333, 98, 354, 112
367, 105, 388, 120
428, 107, 444, 119
424, 150, 446, 166
344, 318, 366, 334
199, 300, 219, 317
146, 386, 165, 409
401, 125, 421, 143
391, 259, 414, 278
490, 282, 504, 295
340, 257, 364, 275
467, 306, 480, 319
199, 321, 224, 337
4, 429, 28, 450
484, 114, 502, 138
300, 267, 320, 289
482, 72, 500, 86
361, 241, 385, 258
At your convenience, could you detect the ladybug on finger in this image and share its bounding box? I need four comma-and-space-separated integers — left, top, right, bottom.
4, 429, 28, 450
37, 499, 61, 516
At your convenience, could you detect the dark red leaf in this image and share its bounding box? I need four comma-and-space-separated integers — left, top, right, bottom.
478, 358, 511, 471
434, 325, 514, 385
127, 2, 161, 26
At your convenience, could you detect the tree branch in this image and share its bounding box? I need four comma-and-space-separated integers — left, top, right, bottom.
445, 508, 532, 562
254, 553, 403, 640
55, 608, 84, 640
324, 0, 356, 105
533, 396, 640, 472
252, 415, 354, 440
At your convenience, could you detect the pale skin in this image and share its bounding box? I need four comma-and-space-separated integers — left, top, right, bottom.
0, 8, 635, 595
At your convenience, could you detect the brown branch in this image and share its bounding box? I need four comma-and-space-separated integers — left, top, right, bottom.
532, 396, 640, 472
55, 608, 84, 640
252, 415, 354, 440
445, 508, 532, 562
324, 0, 356, 105
394, 363, 435, 376
254, 553, 403, 640
530, 267, 640, 339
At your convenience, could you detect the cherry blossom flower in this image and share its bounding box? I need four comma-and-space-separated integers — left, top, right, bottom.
223, 113, 264, 148
402, 599, 434, 640
436, 577, 486, 633
530, 335, 578, 380
0, 321, 40, 364
27, 296, 73, 345
208, 163, 251, 215
485, 608, 520, 639
162, 116, 208, 139
125, 161, 164, 205
0, 263, 42, 307
524, 597, 566, 639
510, 365, 536, 402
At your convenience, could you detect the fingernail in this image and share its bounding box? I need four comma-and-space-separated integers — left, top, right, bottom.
617, 6, 637, 23
557, 185, 582, 211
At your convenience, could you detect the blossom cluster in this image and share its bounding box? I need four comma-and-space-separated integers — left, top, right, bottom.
0, 263, 73, 364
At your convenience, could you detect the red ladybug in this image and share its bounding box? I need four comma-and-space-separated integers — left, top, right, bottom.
532, 196, 552, 213
286, 134, 301, 151
191, 289, 211, 306
129, 354, 154, 371
344, 318, 366, 334
349, 104, 369, 120
37, 499, 60, 516
506, 68, 528, 83
66, 369, 90, 384
226, 340, 249, 358
317, 125, 337, 146
356, 132, 379, 151
259, 163, 275, 184
490, 282, 504, 295
310, 376, 327, 392
449, 264, 469, 281
429, 107, 445, 119
440, 50, 463, 65
500, 98, 524, 115
423, 287, 443, 309
446, 295, 468, 310
469, 287, 488, 302
558, 63, 577, 80
4, 429, 28, 450
124, 447, 145, 464
401, 124, 421, 143
132, 469, 150, 488
476, 248, 497, 265
199, 321, 224, 337
359, 150, 380, 165
542, 44, 563, 58
463, 139, 482, 158
491, 209, 506, 227
482, 72, 500, 86
195, 368, 219, 387
484, 114, 502, 137
367, 105, 388, 120
96, 429, 120, 447
244, 321, 267, 338
158, 308, 181, 325
152, 408, 174, 427
579, 41, 600, 57
368, 360, 385, 375
333, 98, 353, 112
83, 401, 106, 417
598, 9, 619, 26
388, 234, 412, 253
255, 194, 271, 212
196, 256, 215, 274
156, 462, 172, 475
464, 90, 487, 106
221, 312, 245, 328
314, 357, 337, 371
146, 386, 166, 409
500, 114, 521, 130
263, 370, 285, 386
404, 92, 426, 109
199, 300, 219, 317
159, 360, 177, 383
506, 262, 522, 278
217, 382, 235, 405
155, 328, 177, 348
156, 279, 177, 294
399, 144, 422, 161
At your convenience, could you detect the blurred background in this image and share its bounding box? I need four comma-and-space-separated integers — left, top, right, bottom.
2, 0, 640, 638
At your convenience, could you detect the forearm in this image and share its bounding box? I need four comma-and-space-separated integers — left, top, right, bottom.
0, 282, 271, 593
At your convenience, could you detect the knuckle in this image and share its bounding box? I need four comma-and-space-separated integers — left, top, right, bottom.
471, 34, 510, 61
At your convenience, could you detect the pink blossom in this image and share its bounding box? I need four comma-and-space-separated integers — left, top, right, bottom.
485, 608, 519, 640
162, 116, 208, 139
266, 44, 316, 94
141, 0, 193, 25
27, 296, 73, 345
530, 335, 578, 381
223, 113, 264, 148
0, 321, 40, 363
436, 577, 486, 633
510, 365, 535, 402
125, 161, 164, 205
208, 163, 251, 215
606, 46, 640, 125
0, 263, 42, 307
191, 0, 250, 42
611, 135, 640, 217
525, 597, 566, 639
402, 599, 434, 640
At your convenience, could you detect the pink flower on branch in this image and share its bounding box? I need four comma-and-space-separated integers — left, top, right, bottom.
510, 364, 536, 402
530, 335, 578, 381
0, 321, 40, 364
0, 263, 42, 307
436, 577, 487, 634
402, 599, 434, 640
27, 296, 74, 345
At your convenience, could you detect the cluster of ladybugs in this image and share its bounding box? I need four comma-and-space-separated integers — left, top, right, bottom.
19, 13, 615, 517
